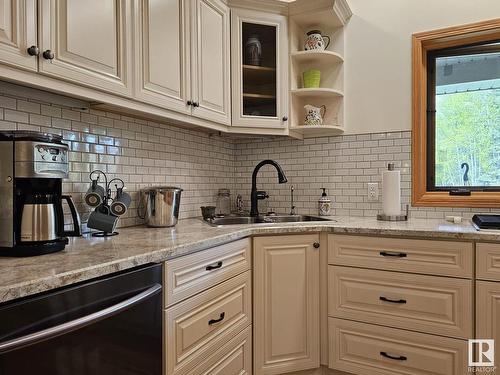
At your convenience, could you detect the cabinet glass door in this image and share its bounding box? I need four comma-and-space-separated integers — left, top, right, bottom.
242, 22, 277, 118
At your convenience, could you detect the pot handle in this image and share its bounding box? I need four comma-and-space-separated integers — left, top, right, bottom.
320, 105, 327, 119
62, 195, 82, 237
322, 35, 331, 49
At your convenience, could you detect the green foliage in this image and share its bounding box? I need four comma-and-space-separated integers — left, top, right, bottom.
435, 89, 500, 187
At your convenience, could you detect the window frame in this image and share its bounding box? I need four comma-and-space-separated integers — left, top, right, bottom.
412, 18, 500, 208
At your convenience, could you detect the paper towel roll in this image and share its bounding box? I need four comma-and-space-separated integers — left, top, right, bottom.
382, 166, 401, 216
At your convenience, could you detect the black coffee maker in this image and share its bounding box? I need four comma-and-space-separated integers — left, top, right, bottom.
0, 131, 81, 257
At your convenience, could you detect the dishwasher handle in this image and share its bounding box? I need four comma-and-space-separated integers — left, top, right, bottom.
0, 283, 162, 354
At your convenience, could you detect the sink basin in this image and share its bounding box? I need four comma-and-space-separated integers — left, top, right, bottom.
205, 214, 332, 226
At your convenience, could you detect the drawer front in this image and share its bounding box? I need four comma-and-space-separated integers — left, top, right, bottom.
192, 326, 252, 375
328, 266, 473, 339
165, 271, 252, 375
476, 243, 500, 281
165, 238, 251, 307
329, 318, 468, 375
328, 235, 473, 278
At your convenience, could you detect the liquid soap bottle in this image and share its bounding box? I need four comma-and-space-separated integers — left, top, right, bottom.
318, 188, 331, 216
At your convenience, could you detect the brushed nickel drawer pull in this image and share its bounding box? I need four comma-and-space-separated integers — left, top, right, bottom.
206, 261, 223, 271
380, 251, 407, 258
208, 312, 225, 325
380, 296, 407, 304
380, 351, 407, 361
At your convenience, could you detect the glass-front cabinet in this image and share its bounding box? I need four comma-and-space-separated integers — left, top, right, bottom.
231, 8, 288, 129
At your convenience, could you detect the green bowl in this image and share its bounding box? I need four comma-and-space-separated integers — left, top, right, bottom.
303, 69, 321, 88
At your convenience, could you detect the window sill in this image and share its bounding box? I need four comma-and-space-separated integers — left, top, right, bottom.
412, 191, 500, 208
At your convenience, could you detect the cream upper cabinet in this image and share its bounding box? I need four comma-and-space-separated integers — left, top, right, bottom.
190, 0, 231, 125
230, 7, 288, 129
0, 0, 37, 71
134, 0, 191, 114
133, 0, 230, 124
38, 0, 133, 96
253, 234, 320, 375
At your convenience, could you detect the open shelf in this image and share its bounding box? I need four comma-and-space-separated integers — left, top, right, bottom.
243, 93, 276, 100
291, 124, 344, 138
291, 88, 343, 98
291, 50, 343, 64
243, 64, 276, 72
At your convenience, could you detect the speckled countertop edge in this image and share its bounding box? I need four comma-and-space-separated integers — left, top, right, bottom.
1, 216, 499, 304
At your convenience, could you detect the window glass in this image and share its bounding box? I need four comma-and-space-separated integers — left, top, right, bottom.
429, 42, 500, 190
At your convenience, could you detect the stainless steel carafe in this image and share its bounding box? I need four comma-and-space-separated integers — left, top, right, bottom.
20, 193, 80, 242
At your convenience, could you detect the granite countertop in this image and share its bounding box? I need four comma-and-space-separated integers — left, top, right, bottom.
1, 216, 499, 304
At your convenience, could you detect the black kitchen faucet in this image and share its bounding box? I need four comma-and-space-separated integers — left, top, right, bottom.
250, 160, 288, 217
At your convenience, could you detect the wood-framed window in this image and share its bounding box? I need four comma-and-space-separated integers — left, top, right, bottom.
412, 19, 500, 207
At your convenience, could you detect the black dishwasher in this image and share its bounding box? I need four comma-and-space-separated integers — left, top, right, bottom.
0, 263, 163, 375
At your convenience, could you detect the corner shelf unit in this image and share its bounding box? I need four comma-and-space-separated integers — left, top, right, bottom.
291, 88, 343, 98
288, 0, 352, 138
291, 50, 344, 64
290, 124, 344, 138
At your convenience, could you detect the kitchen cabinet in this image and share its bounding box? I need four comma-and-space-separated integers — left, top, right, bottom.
329, 318, 467, 375
476, 281, 500, 374
135, 0, 231, 125
38, 0, 133, 96
134, 0, 191, 114
230, 7, 288, 129
0, 0, 37, 71
253, 234, 320, 374
190, 0, 231, 124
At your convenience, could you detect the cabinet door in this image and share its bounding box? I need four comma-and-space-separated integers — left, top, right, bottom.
254, 234, 320, 374
38, 0, 133, 96
134, 0, 190, 114
476, 281, 500, 373
0, 0, 37, 71
231, 8, 288, 129
190, 0, 231, 125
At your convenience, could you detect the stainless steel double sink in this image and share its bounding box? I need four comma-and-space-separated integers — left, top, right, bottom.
204, 214, 333, 226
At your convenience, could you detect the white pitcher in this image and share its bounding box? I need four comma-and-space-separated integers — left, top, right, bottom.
304, 104, 326, 126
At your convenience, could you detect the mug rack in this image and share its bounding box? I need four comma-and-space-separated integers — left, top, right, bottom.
86, 170, 128, 237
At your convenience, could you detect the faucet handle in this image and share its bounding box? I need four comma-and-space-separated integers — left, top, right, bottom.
256, 191, 269, 200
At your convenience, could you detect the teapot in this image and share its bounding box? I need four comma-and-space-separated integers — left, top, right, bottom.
304, 30, 331, 51
304, 104, 326, 126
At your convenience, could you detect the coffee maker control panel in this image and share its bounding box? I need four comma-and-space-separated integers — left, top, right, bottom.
35, 145, 67, 163
15, 141, 69, 178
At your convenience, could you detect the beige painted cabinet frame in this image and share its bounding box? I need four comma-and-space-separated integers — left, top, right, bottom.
0, 0, 37, 71
253, 234, 320, 375
134, 0, 231, 124
190, 0, 231, 125
134, 0, 191, 114
38, 0, 133, 96
230, 7, 288, 129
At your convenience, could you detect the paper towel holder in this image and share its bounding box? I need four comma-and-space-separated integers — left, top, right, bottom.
377, 204, 409, 221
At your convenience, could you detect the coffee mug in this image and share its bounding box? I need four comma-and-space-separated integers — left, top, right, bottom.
84, 180, 106, 207
87, 207, 118, 233
110, 188, 132, 216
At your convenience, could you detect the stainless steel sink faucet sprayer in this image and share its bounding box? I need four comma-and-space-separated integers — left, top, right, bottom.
250, 160, 288, 217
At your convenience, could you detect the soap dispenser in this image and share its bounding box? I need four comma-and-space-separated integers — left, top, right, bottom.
318, 188, 331, 216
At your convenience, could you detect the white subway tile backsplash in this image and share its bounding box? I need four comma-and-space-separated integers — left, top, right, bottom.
1, 86, 498, 225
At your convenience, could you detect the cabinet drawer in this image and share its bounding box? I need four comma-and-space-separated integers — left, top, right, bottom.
192, 326, 252, 375
329, 318, 468, 375
476, 243, 500, 281
328, 266, 473, 339
328, 235, 473, 278
165, 271, 252, 375
165, 238, 251, 307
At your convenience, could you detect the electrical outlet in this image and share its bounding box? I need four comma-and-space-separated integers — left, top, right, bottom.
367, 183, 379, 201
